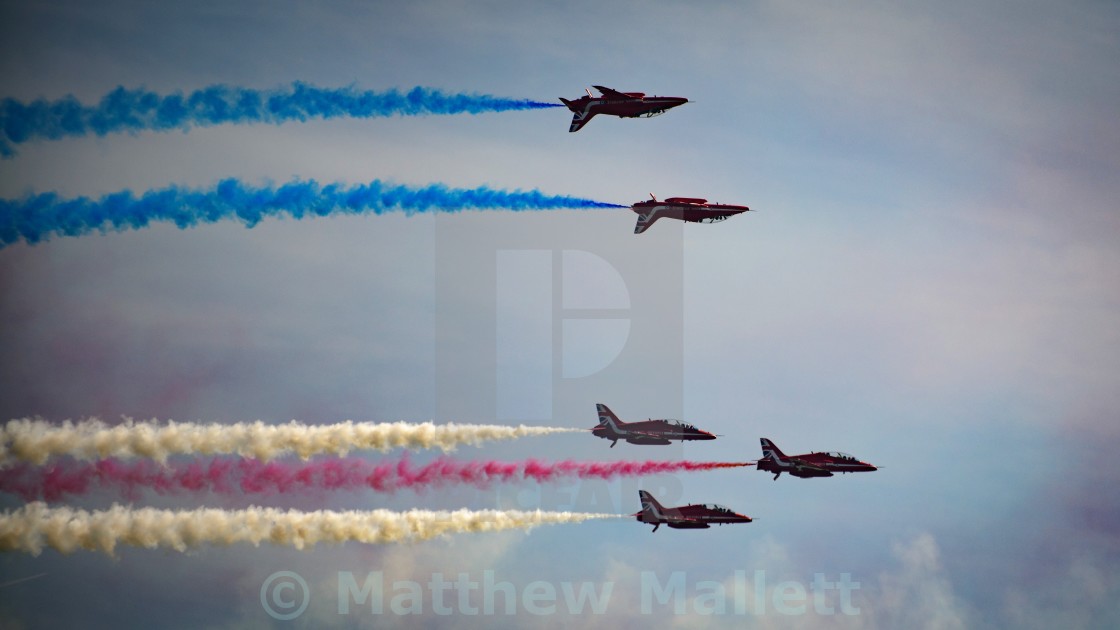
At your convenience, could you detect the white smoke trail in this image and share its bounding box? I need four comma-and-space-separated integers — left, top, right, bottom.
0, 502, 620, 556
1, 418, 582, 465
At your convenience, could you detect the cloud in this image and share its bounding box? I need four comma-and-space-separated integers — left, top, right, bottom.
866, 534, 968, 629
1001, 554, 1120, 630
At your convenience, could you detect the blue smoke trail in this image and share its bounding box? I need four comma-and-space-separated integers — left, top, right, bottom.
0, 83, 562, 157
0, 179, 626, 247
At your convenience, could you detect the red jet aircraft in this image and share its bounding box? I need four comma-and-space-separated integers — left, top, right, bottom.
631, 194, 751, 234
635, 490, 753, 533
559, 85, 688, 132
592, 403, 717, 448
755, 438, 879, 480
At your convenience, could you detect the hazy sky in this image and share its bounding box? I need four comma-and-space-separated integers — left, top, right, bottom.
2, 1, 1118, 628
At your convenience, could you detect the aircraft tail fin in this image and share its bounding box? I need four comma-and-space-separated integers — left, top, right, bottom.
568, 111, 595, 133
596, 403, 623, 429
760, 437, 787, 461
634, 210, 661, 234
638, 490, 665, 520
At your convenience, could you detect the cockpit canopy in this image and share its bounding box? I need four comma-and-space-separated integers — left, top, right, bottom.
661, 419, 696, 430
702, 504, 733, 514
826, 452, 856, 461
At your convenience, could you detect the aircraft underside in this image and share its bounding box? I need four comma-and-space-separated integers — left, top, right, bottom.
793, 469, 834, 478
626, 437, 673, 445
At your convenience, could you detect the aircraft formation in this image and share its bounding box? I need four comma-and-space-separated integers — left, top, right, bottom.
0, 83, 866, 552
556, 85, 877, 531
560, 85, 751, 235
589, 404, 877, 532
0, 84, 749, 246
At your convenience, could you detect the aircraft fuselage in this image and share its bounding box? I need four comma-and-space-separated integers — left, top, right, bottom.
631, 197, 750, 234
560, 86, 688, 132
757, 438, 878, 479
635, 491, 752, 532
592, 404, 716, 447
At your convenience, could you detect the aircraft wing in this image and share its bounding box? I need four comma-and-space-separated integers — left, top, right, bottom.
664, 515, 713, 529
627, 429, 678, 440
790, 458, 830, 474
665, 515, 704, 525
593, 85, 640, 100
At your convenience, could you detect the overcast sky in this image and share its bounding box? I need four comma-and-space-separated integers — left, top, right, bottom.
2, 1, 1118, 628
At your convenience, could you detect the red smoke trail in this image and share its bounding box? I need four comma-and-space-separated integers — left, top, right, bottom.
0, 458, 752, 501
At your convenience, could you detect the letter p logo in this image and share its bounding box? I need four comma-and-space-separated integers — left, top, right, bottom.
495, 249, 631, 419
435, 213, 683, 425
